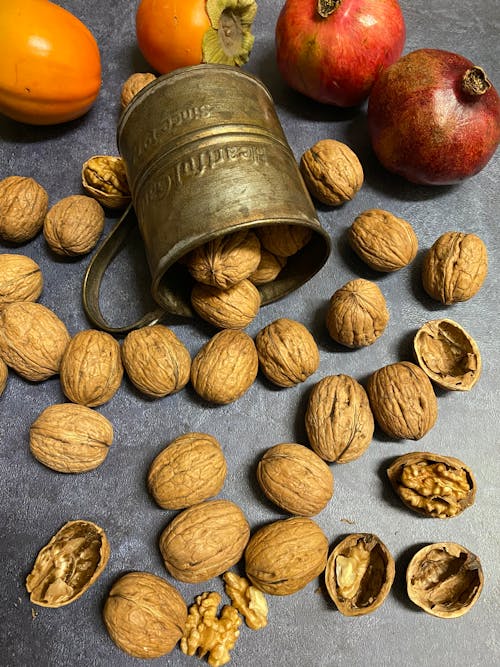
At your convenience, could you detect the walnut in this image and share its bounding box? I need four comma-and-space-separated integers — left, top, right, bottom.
324, 533, 395, 616
248, 249, 286, 285
300, 139, 363, 206
326, 278, 389, 348
387, 451, 477, 519
366, 361, 438, 440
43, 194, 105, 256
305, 374, 374, 463
0, 175, 48, 243
148, 432, 227, 510
120, 72, 157, 109
190, 329, 258, 404
0, 357, 7, 396
81, 155, 131, 209
245, 517, 328, 595
257, 223, 312, 257
0, 253, 43, 310
103, 571, 187, 658
223, 571, 268, 630
0, 301, 70, 381
121, 324, 191, 398
25, 520, 110, 608
256, 443, 333, 516
422, 231, 488, 304
255, 318, 319, 387
29, 402, 114, 473
348, 208, 418, 271
406, 542, 484, 618
186, 230, 261, 289
59, 329, 123, 407
180, 591, 241, 667
191, 279, 261, 330
159, 499, 250, 583
413, 318, 482, 391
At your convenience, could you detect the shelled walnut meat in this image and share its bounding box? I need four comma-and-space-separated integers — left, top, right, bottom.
30, 403, 114, 473
324, 533, 395, 616
60, 329, 123, 407
148, 432, 227, 510
0, 254, 43, 310
326, 278, 389, 348
406, 542, 484, 618
26, 520, 110, 608
305, 374, 374, 463
366, 361, 438, 440
0, 175, 48, 243
191, 278, 261, 330
160, 499, 250, 583
103, 571, 187, 659
387, 452, 477, 519
121, 324, 191, 398
223, 571, 268, 630
43, 194, 105, 256
0, 301, 70, 381
81, 155, 131, 209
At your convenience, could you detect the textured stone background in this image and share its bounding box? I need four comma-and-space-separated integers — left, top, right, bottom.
1, 1, 499, 665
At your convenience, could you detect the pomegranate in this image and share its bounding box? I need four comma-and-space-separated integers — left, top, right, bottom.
367, 49, 500, 185
275, 0, 406, 107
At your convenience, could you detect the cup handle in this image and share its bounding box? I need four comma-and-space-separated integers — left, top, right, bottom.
82, 203, 166, 335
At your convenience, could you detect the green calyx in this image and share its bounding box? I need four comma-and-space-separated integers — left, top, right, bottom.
202, 0, 258, 67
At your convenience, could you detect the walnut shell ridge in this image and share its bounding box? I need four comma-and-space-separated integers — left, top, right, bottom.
0, 253, 43, 310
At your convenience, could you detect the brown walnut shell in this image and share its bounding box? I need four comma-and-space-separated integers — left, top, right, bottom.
159, 499, 250, 583
30, 403, 114, 473
60, 329, 123, 407
0, 301, 70, 381
406, 542, 484, 618
366, 362, 438, 440
120, 72, 157, 109
422, 231, 488, 304
305, 374, 374, 463
257, 223, 312, 257
348, 208, 418, 272
148, 432, 227, 510
0, 358, 7, 396
0, 253, 43, 310
387, 452, 476, 519
81, 155, 131, 209
191, 278, 261, 330
413, 318, 481, 391
256, 443, 333, 516
249, 249, 287, 285
325, 533, 395, 616
43, 194, 105, 256
326, 278, 389, 348
245, 517, 328, 595
121, 324, 191, 398
103, 571, 187, 659
190, 329, 258, 404
0, 175, 48, 243
255, 318, 319, 387
26, 520, 110, 608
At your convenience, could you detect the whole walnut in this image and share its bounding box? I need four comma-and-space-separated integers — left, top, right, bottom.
257, 224, 312, 257
0, 301, 70, 381
0, 358, 7, 396
103, 571, 187, 659
186, 230, 261, 289
348, 209, 418, 272
255, 318, 319, 387
159, 499, 250, 583
30, 402, 114, 473
190, 329, 258, 404
300, 139, 363, 206
0, 176, 48, 243
0, 253, 43, 310
422, 231, 488, 304
43, 195, 105, 256
120, 72, 157, 109
148, 432, 227, 509
366, 361, 438, 440
60, 329, 123, 407
305, 374, 374, 463
249, 249, 287, 285
191, 279, 261, 330
326, 278, 389, 348
121, 324, 191, 398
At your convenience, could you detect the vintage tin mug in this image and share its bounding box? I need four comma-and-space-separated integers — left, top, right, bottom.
83, 64, 331, 334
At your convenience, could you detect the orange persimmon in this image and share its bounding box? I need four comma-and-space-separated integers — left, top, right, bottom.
0, 0, 101, 125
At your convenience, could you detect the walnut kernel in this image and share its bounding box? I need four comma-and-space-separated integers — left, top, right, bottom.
0, 175, 48, 243
81, 155, 131, 209
0, 253, 43, 310
43, 194, 105, 256
223, 571, 268, 630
